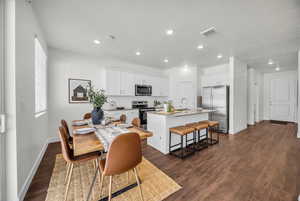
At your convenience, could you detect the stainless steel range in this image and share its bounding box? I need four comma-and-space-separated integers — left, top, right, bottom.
132, 101, 155, 126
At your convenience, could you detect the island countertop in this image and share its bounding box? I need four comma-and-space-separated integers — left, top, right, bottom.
148, 109, 215, 117
147, 109, 212, 154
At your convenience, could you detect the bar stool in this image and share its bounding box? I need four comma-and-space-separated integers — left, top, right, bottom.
206, 121, 220, 145
186, 121, 209, 151
169, 126, 196, 159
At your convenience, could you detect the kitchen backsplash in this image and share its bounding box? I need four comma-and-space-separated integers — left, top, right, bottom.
102, 96, 167, 110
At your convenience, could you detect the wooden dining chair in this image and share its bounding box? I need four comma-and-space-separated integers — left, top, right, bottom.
131, 117, 141, 128
83, 113, 92, 120
58, 126, 101, 201
98, 133, 144, 201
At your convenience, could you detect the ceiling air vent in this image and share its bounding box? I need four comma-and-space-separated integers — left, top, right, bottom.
200, 27, 216, 37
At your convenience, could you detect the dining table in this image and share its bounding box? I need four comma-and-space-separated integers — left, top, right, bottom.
71, 120, 153, 201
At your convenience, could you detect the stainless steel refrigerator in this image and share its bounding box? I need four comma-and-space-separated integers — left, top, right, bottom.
202, 85, 229, 133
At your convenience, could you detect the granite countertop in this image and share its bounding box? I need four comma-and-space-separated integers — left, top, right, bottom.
148, 109, 215, 117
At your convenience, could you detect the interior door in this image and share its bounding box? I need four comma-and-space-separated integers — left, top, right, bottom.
0, 0, 5, 200
270, 77, 297, 122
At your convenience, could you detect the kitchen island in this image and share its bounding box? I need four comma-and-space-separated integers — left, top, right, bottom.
147, 109, 214, 154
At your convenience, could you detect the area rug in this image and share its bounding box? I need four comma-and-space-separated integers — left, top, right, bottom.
45, 154, 181, 201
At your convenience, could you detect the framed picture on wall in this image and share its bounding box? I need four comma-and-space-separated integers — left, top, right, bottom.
68, 78, 91, 103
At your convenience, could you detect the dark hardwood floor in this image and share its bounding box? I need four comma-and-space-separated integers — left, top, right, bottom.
24, 122, 300, 201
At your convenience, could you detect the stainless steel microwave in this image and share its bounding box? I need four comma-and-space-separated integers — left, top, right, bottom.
135, 85, 152, 96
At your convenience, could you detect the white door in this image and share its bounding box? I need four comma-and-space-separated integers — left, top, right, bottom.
270, 77, 297, 122
0, 0, 5, 200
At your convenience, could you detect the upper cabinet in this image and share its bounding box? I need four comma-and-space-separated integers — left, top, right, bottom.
200, 64, 230, 87
120, 72, 135, 96
105, 69, 169, 97
105, 69, 121, 96
152, 77, 169, 97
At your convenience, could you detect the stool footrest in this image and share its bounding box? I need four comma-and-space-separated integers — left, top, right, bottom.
204, 138, 219, 145
194, 140, 209, 151
170, 147, 195, 159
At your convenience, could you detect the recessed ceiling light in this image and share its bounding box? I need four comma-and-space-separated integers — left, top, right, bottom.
164, 58, 169, 63
268, 59, 274, 65
217, 54, 223, 59
275, 67, 280, 71
166, 29, 174, 35
197, 44, 204, 49
93, 39, 101, 44
136, 51, 141, 56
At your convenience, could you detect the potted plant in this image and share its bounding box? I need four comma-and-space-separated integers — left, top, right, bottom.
88, 83, 108, 124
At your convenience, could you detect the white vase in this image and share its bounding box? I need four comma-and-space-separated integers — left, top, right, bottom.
163, 104, 168, 112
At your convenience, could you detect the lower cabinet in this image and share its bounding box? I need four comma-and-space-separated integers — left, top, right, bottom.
104, 109, 139, 124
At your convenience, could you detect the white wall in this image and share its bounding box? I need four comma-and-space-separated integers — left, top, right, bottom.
247, 68, 255, 125
166, 66, 198, 109
5, 0, 18, 200
14, 1, 49, 200
256, 72, 264, 122
229, 57, 248, 134
247, 68, 264, 125
263, 70, 297, 122
298, 50, 300, 138
48, 48, 167, 139
0, 0, 5, 199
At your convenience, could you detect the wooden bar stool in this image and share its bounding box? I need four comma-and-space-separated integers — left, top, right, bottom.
186, 121, 209, 151
169, 126, 196, 159
206, 121, 220, 145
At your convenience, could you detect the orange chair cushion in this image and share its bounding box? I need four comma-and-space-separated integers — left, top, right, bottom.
169, 126, 195, 136
208, 121, 219, 127
186, 122, 209, 130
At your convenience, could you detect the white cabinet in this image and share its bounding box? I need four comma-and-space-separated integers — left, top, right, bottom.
105, 109, 139, 124
105, 70, 134, 96
105, 69, 168, 97
134, 74, 153, 85
152, 77, 169, 97
105, 70, 121, 96
151, 77, 160, 96
120, 72, 134, 96
160, 78, 169, 96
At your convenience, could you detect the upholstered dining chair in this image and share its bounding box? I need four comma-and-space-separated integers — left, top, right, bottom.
131, 117, 141, 128
58, 126, 101, 201
98, 133, 144, 201
61, 120, 72, 145
112, 114, 127, 125
83, 113, 92, 120
119, 114, 126, 123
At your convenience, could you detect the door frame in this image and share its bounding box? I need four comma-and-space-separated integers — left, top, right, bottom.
264, 71, 298, 122
0, 0, 6, 200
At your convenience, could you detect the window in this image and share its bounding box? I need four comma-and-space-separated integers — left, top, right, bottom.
34, 37, 47, 115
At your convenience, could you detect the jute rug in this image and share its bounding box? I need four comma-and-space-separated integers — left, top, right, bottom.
45, 154, 181, 201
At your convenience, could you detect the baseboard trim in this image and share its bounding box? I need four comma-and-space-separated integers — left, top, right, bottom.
18, 136, 59, 201
18, 140, 48, 201
47, 137, 60, 143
